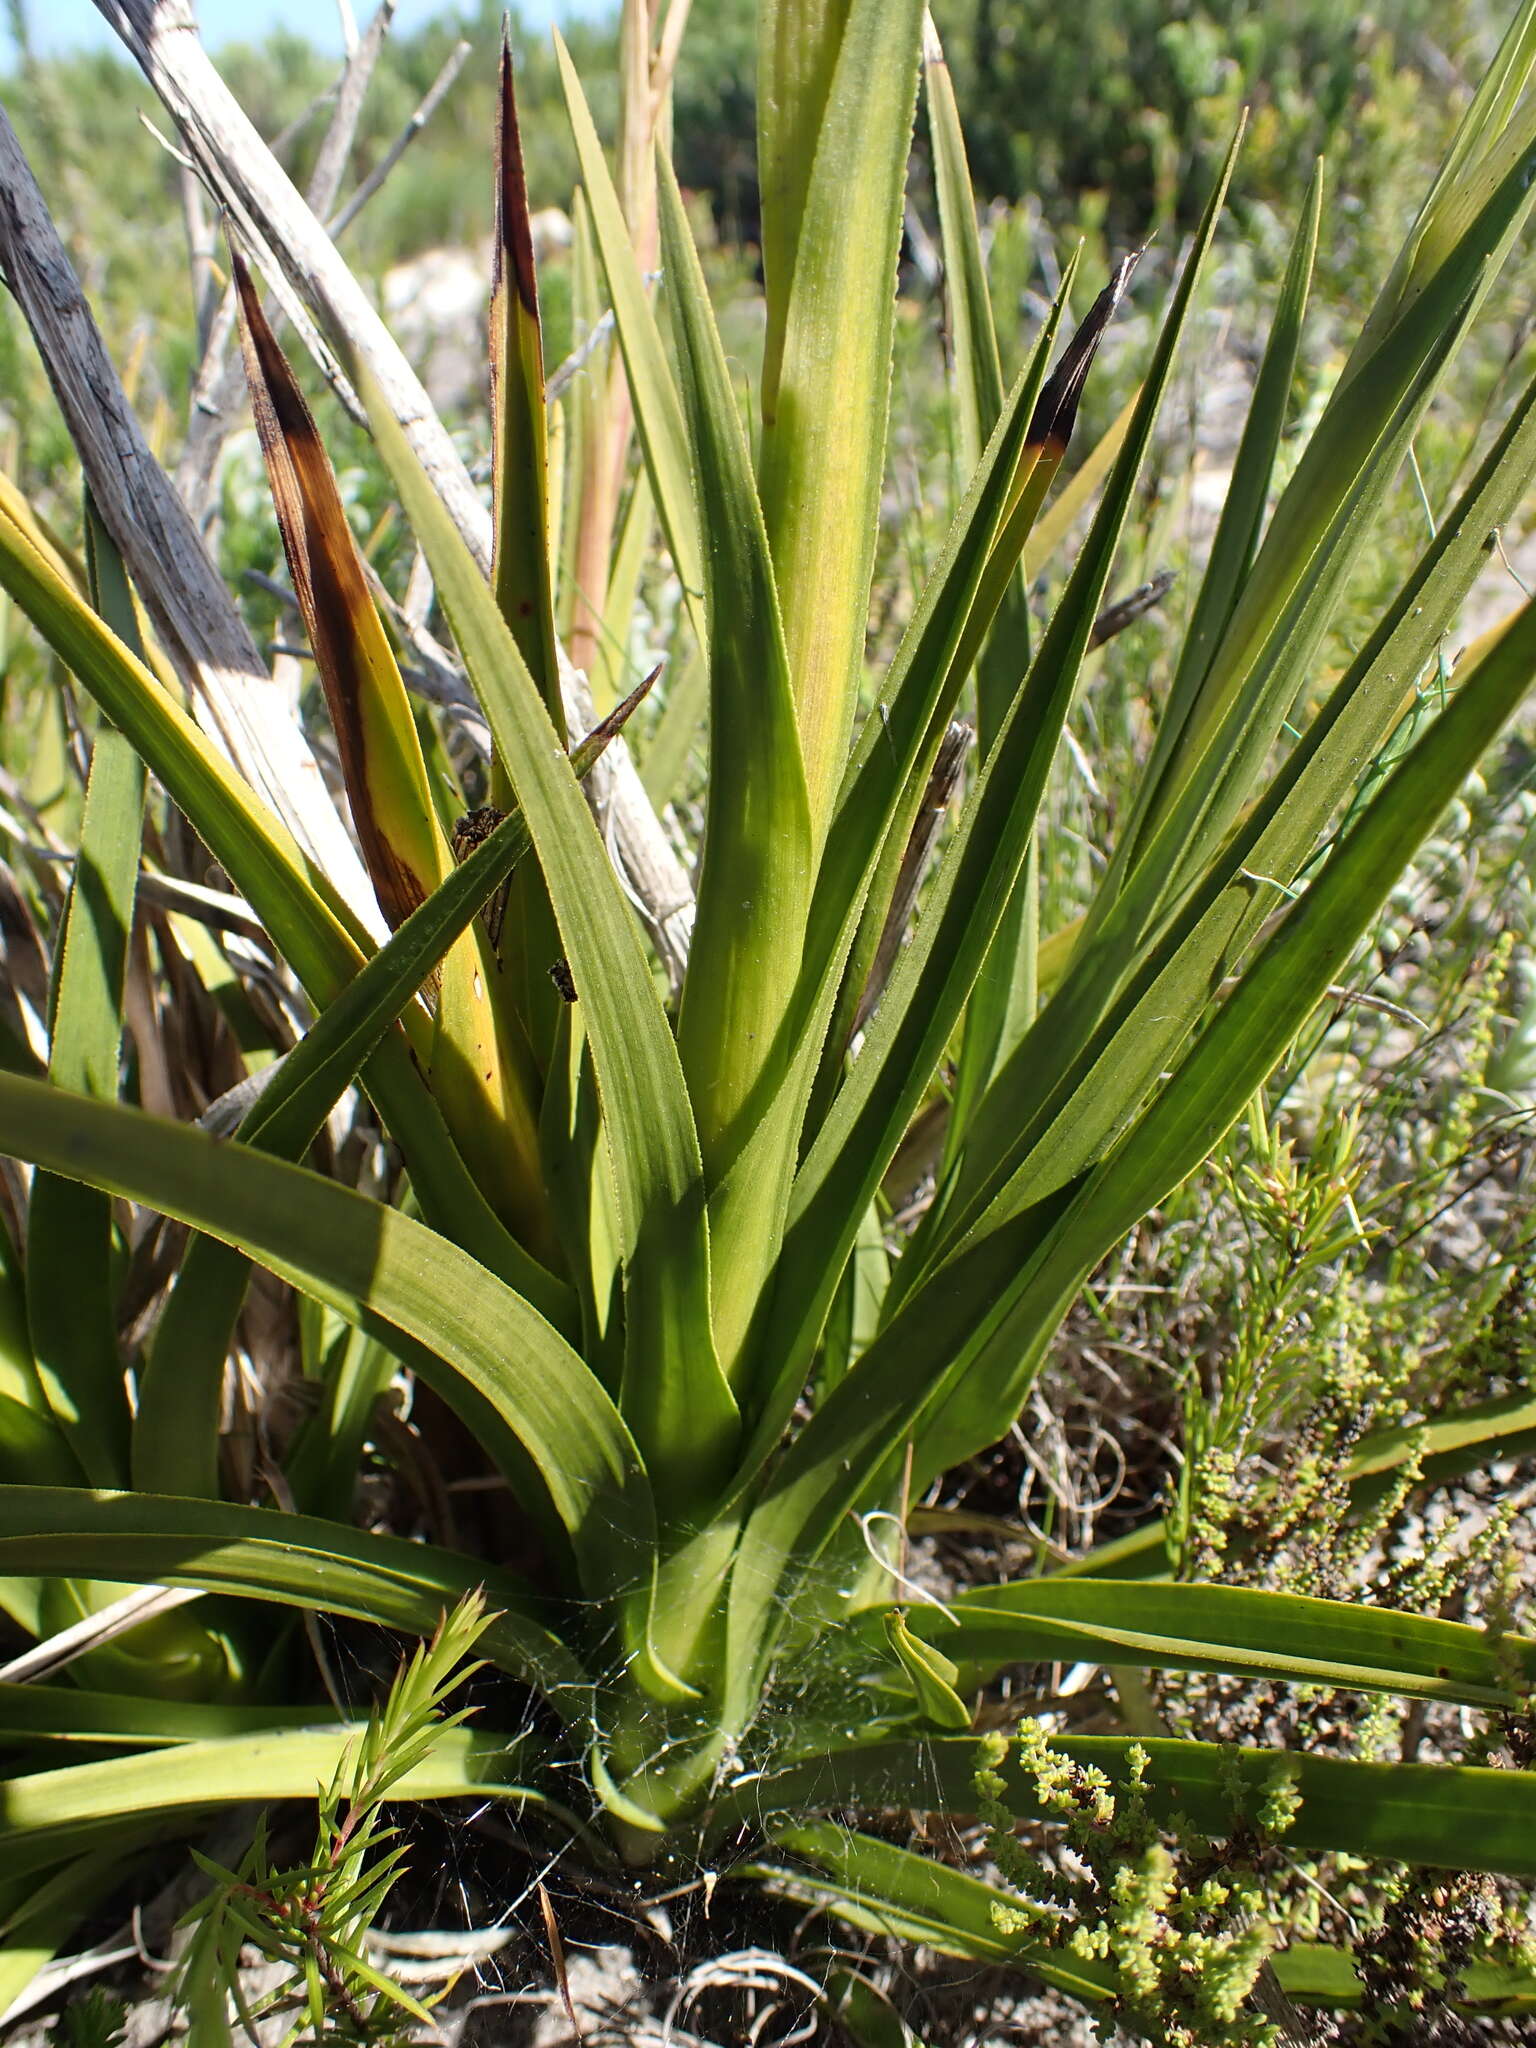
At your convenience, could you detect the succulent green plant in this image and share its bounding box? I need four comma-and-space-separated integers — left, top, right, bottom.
2, 0, 1536, 2034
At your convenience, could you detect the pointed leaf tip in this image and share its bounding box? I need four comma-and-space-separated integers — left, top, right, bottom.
496, 38, 540, 325
232, 239, 434, 933
491, 30, 562, 720
884, 1609, 972, 1730
571, 661, 664, 776
1028, 249, 1142, 454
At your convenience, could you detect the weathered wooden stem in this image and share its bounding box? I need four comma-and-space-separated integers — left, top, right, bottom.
95, 0, 696, 986
0, 100, 381, 932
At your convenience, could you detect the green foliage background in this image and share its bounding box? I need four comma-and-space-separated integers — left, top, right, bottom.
4, 0, 1515, 331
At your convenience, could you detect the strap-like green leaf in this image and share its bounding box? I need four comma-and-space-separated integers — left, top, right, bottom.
924, 351, 1536, 1277
1106, 120, 1536, 940
757, 0, 926, 841
1024, 391, 1138, 570
912, 597, 1536, 1479
594, 468, 655, 711
487, 37, 569, 1082
792, 262, 1077, 1152
881, 1611, 971, 1729
0, 1389, 84, 1486
926, 16, 1039, 1150
880, 1579, 1536, 1708
0, 483, 547, 1301
1346, 0, 1536, 372
0, 1848, 135, 2017
235, 251, 552, 1258
234, 254, 442, 938
25, 501, 145, 1485
0, 1683, 335, 1752
133, 804, 571, 1498
727, 597, 1536, 1709
810, 258, 1071, 962
1110, 158, 1322, 895
1274, 1943, 1536, 2016
356, 363, 738, 1514
0, 1075, 656, 1619
152, 660, 656, 1513
884, 133, 1238, 1310
759, 1822, 1113, 1998
924, 17, 1005, 502
725, 277, 1079, 1451
761, 1824, 1536, 2011
756, 0, 854, 420
769, 141, 1239, 1418
0, 1486, 589, 1712
490, 36, 563, 720
765, 1818, 1114, 1990
0, 1724, 547, 1877
638, 638, 706, 807
659, 156, 814, 1383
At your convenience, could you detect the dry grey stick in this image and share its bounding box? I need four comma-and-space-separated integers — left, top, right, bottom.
0, 102, 380, 933
175, 281, 243, 522
544, 272, 661, 405
176, 0, 393, 524
96, 0, 496, 574
96, 0, 697, 987
178, 159, 219, 354
1089, 566, 1176, 648
855, 720, 973, 1035
327, 36, 471, 239
401, 543, 434, 628
307, 0, 395, 225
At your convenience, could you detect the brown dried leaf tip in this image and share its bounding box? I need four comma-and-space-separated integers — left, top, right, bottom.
495, 29, 540, 326
231, 244, 427, 931
570, 661, 666, 776
1028, 249, 1142, 456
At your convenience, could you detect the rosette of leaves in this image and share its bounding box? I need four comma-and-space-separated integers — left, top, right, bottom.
2, 1, 1536, 2034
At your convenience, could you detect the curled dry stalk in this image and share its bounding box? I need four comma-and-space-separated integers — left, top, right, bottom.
1, 2, 1536, 2040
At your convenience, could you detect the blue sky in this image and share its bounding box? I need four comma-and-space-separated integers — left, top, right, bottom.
1, 0, 610, 62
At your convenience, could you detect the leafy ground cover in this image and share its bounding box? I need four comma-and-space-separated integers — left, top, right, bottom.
1, 2, 1536, 2043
